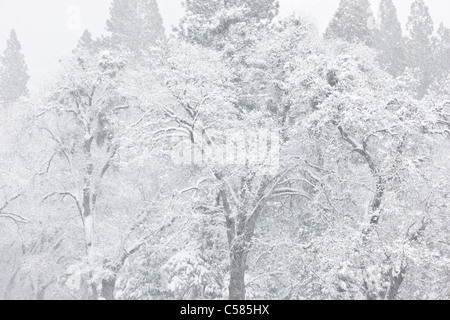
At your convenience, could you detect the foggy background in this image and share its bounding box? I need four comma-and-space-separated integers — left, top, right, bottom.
1, 0, 449, 93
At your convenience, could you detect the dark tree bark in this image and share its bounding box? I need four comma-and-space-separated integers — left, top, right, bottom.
101, 277, 117, 300
218, 177, 270, 300
386, 263, 407, 300
3, 268, 19, 300
98, 218, 176, 300
228, 244, 248, 300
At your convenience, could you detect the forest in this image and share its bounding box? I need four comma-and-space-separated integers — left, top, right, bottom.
0, 0, 449, 300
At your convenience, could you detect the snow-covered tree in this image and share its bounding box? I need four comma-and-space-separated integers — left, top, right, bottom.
375, 0, 405, 77
73, 30, 101, 55
434, 23, 450, 83
37, 51, 133, 299
405, 0, 435, 98
0, 30, 29, 106
131, 20, 328, 300
178, 0, 279, 49
287, 39, 447, 299
325, 0, 374, 47
106, 0, 165, 53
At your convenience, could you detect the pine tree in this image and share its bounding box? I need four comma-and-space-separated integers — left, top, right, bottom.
405, 0, 435, 98
375, 0, 405, 77
325, 0, 374, 47
73, 30, 100, 55
178, 0, 279, 49
434, 23, 450, 82
0, 30, 30, 105
106, 0, 165, 53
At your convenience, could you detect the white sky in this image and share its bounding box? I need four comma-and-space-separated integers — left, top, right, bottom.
0, 0, 449, 93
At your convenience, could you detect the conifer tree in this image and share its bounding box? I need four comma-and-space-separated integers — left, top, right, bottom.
434, 23, 450, 82
178, 0, 279, 49
405, 0, 435, 98
325, 0, 374, 47
73, 30, 99, 55
106, 0, 165, 53
0, 30, 29, 105
375, 0, 405, 77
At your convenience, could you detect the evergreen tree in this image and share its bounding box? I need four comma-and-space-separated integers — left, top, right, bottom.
325, 0, 374, 47
106, 0, 165, 53
0, 30, 29, 105
375, 0, 405, 77
434, 23, 450, 82
178, 0, 279, 49
405, 0, 434, 98
73, 30, 100, 55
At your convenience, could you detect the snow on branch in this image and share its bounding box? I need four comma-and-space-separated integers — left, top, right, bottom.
0, 193, 27, 224
42, 192, 82, 218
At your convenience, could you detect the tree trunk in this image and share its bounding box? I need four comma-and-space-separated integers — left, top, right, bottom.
369, 176, 385, 224
386, 263, 406, 300
101, 276, 117, 300
100, 250, 133, 300
219, 177, 268, 301
3, 268, 19, 300
36, 289, 46, 300
228, 245, 247, 300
